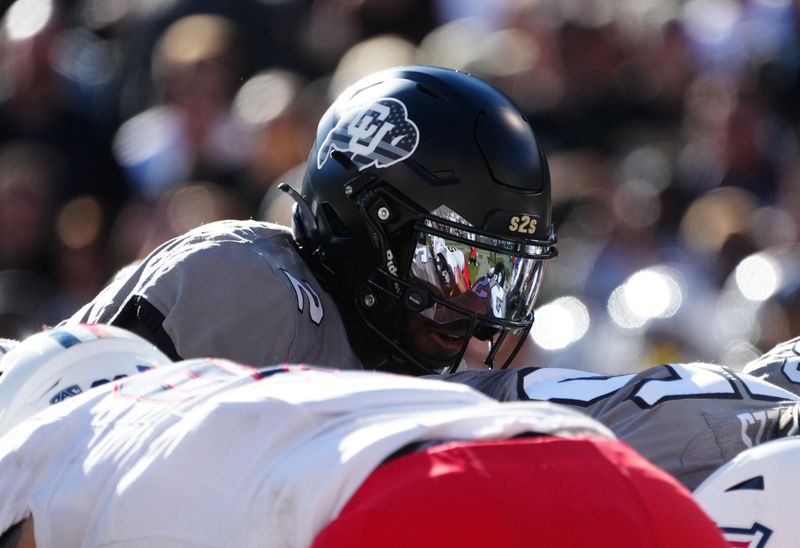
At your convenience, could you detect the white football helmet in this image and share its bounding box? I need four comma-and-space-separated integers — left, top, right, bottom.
694, 436, 800, 547
0, 323, 171, 437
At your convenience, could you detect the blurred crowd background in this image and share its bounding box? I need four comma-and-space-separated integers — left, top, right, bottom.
1, 0, 799, 373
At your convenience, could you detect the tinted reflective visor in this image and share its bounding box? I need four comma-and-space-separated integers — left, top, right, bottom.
409, 232, 546, 325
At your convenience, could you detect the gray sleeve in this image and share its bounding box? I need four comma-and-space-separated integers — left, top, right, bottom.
139, 240, 361, 370
143, 241, 291, 366
138, 244, 267, 366
66, 223, 362, 370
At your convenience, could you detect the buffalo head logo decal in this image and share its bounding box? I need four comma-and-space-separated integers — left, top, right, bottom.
317, 98, 419, 171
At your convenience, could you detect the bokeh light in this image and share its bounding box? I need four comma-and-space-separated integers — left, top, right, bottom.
532, 296, 590, 350
56, 197, 103, 249
735, 253, 780, 302
608, 266, 684, 329
4, 0, 53, 41
233, 70, 302, 127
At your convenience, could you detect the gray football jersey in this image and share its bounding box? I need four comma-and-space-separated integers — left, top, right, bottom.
65, 220, 362, 370
743, 336, 800, 397
440, 363, 800, 489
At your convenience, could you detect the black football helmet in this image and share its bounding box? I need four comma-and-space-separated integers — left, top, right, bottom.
282, 65, 557, 375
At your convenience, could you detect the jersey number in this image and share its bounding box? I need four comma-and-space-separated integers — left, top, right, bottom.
283, 270, 324, 325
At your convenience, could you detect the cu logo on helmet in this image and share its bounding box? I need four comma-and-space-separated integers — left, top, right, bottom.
317, 98, 419, 171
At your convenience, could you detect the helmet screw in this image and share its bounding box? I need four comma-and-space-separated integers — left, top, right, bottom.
344, 185, 353, 197
363, 293, 376, 308
377, 206, 391, 221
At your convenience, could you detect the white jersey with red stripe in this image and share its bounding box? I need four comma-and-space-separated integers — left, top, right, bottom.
439, 362, 800, 489
64, 219, 361, 370
0, 359, 611, 548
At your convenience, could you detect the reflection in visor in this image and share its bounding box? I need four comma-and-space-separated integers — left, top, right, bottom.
409, 232, 546, 324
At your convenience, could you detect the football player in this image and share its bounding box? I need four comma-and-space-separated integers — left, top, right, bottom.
438, 361, 800, 489
0, 360, 726, 547
62, 66, 557, 375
